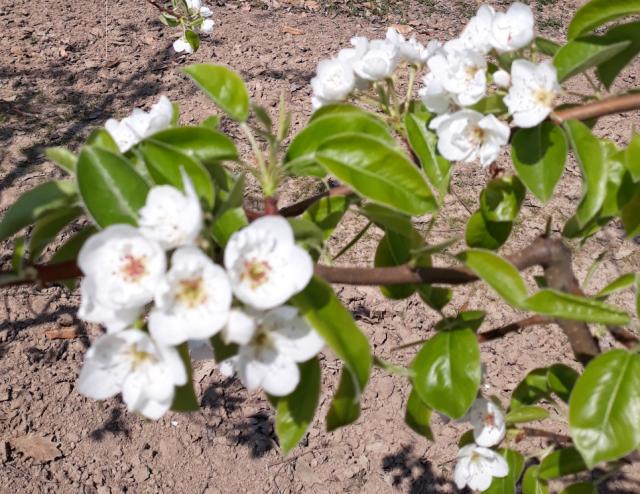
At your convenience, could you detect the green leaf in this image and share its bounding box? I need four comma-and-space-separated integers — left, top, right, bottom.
185, 30, 200, 52
553, 37, 630, 82
569, 349, 640, 468
485, 449, 525, 494
411, 326, 481, 419
512, 123, 567, 203
375, 232, 417, 300
158, 12, 179, 27
505, 405, 549, 424
271, 358, 321, 454
547, 364, 579, 403
626, 133, 640, 182
210, 207, 248, 247
303, 195, 353, 240
523, 289, 630, 325
434, 310, 485, 333
458, 250, 528, 307
12, 236, 26, 272
86, 128, 119, 152
360, 203, 413, 238
563, 120, 609, 228
149, 127, 238, 165
310, 103, 363, 121
621, 189, 640, 236
210, 333, 238, 362
568, 0, 640, 39
597, 273, 637, 297
596, 22, 640, 89
470, 94, 508, 115
200, 115, 220, 129
522, 466, 548, 494
538, 447, 587, 480
535, 36, 561, 56
171, 343, 199, 412
404, 113, 451, 199
184, 64, 250, 122
417, 285, 452, 312
29, 207, 82, 261
316, 134, 437, 216
561, 482, 597, 494
45, 147, 77, 173
405, 389, 434, 439
286, 111, 394, 177
288, 217, 324, 258
0, 180, 76, 242
480, 176, 525, 223
76, 147, 149, 227
51, 227, 96, 265
292, 277, 371, 430
139, 139, 214, 207
465, 211, 512, 250
511, 368, 551, 409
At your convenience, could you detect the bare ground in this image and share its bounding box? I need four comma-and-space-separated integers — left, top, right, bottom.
1, 0, 639, 492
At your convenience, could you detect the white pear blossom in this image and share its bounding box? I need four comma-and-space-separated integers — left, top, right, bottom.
311, 58, 356, 109
78, 225, 166, 332
454, 444, 509, 492
385, 28, 440, 65
173, 37, 195, 55
224, 216, 313, 310
504, 59, 560, 128
149, 247, 232, 346
427, 44, 487, 107
493, 69, 511, 88
418, 72, 452, 114
104, 96, 173, 153
219, 306, 324, 396
353, 39, 399, 81
459, 5, 495, 54
77, 330, 187, 420
201, 19, 214, 34
429, 110, 510, 167
467, 398, 506, 447
490, 2, 534, 53
199, 5, 213, 17
138, 171, 203, 250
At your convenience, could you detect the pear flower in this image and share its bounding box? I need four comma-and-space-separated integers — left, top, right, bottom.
77, 330, 187, 420
454, 444, 509, 492
419, 72, 452, 114
219, 306, 324, 396
493, 69, 511, 88
353, 39, 399, 81
149, 247, 232, 346
186, 0, 213, 17
78, 225, 166, 332
467, 398, 506, 447
427, 44, 487, 107
104, 96, 173, 153
385, 28, 440, 66
173, 37, 195, 55
504, 59, 560, 128
201, 19, 214, 34
311, 58, 356, 110
489, 2, 534, 53
459, 5, 495, 55
138, 171, 203, 250
224, 216, 313, 310
429, 110, 510, 167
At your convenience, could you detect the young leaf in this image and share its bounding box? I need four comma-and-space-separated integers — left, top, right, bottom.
535, 36, 561, 56
621, 189, 640, 236
76, 146, 149, 227
50, 227, 96, 265
411, 326, 481, 419
326, 370, 361, 431
465, 211, 512, 250
171, 343, 200, 412
553, 37, 630, 82
185, 30, 200, 53
538, 447, 587, 480
626, 133, 640, 182
480, 176, 526, 223
405, 389, 434, 439
596, 22, 640, 89
360, 203, 413, 238
303, 195, 353, 241
183, 64, 250, 122
505, 405, 549, 424
375, 232, 417, 300
45, 147, 77, 173
568, 0, 640, 39
561, 483, 597, 494
316, 133, 437, 216
511, 368, 551, 409
485, 449, 525, 494
149, 127, 238, 165
522, 465, 549, 494
569, 349, 640, 468
597, 273, 637, 297
271, 358, 321, 454
0, 180, 76, 242
547, 364, 579, 403
29, 207, 83, 261
86, 128, 119, 152
210, 207, 248, 247
511, 123, 567, 203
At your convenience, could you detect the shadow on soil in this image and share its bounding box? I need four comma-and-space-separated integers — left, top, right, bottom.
382, 445, 456, 493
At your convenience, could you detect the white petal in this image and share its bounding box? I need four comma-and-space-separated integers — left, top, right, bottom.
223, 309, 257, 345
157, 345, 188, 386
77, 361, 122, 400
137, 396, 173, 420
260, 354, 300, 396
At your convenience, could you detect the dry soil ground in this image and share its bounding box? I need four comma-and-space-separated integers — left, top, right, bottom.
1, 0, 640, 492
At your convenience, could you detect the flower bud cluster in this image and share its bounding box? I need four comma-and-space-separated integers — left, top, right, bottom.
173, 0, 215, 54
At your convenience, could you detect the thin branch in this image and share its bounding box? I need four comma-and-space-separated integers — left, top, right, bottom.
607, 326, 640, 349
476, 315, 552, 342
518, 427, 572, 444
278, 185, 352, 217
552, 92, 640, 123
144, 0, 174, 16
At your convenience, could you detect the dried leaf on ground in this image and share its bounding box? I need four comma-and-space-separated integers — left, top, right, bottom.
390, 24, 413, 35
10, 435, 61, 463
45, 327, 78, 340
282, 25, 305, 36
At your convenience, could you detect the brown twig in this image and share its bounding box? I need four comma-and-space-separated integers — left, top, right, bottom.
144, 0, 175, 16
552, 92, 640, 124
607, 326, 640, 349
477, 315, 552, 342
517, 427, 572, 444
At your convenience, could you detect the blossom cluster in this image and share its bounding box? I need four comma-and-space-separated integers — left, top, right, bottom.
310, 2, 561, 168
76, 168, 321, 419
173, 0, 215, 54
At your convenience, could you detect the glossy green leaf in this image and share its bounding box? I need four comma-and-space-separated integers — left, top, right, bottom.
210, 333, 239, 363
597, 273, 637, 297
505, 405, 549, 424
523, 289, 630, 325
86, 128, 118, 152
459, 250, 528, 307
564, 120, 608, 227
11, 236, 26, 272
0, 180, 76, 242
511, 368, 551, 409
29, 207, 82, 261
210, 207, 248, 247
310, 103, 363, 121
480, 176, 526, 223
596, 22, 640, 88
470, 94, 508, 115
511, 123, 567, 203
485, 449, 525, 494
535, 36, 561, 56
139, 139, 214, 207
417, 285, 453, 312
404, 113, 451, 199
171, 343, 199, 412
626, 133, 640, 182
411, 327, 481, 419
288, 217, 324, 258
561, 482, 597, 494
292, 277, 371, 430
554, 37, 630, 82
405, 389, 434, 439
465, 211, 512, 250
215, 173, 245, 216
185, 30, 200, 52
272, 358, 321, 454
569, 349, 640, 468
316, 134, 437, 216
622, 190, 640, 236
286, 112, 394, 177
45, 147, 76, 173
184, 64, 249, 121
522, 466, 548, 494
547, 364, 579, 403
149, 127, 238, 164
375, 232, 417, 300
77, 147, 149, 227
538, 447, 587, 480
303, 195, 353, 240
568, 0, 640, 39
51, 227, 96, 265
360, 203, 413, 238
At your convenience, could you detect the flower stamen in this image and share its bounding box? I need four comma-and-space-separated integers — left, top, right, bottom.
241, 258, 272, 289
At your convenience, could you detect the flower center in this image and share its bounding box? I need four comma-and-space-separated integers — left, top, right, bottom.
128, 345, 155, 370
241, 258, 271, 289
176, 277, 207, 308
534, 88, 555, 108
466, 65, 480, 80
470, 125, 486, 144
251, 327, 275, 359
470, 451, 483, 464
120, 255, 147, 283
484, 412, 496, 427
